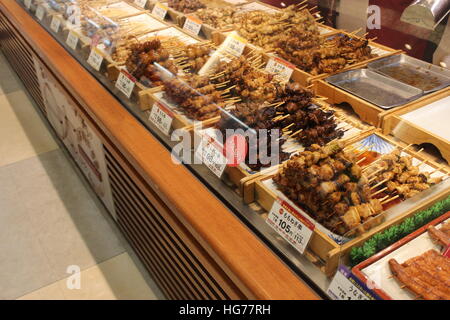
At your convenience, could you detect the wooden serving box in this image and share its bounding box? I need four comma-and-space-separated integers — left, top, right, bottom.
212, 28, 401, 87
184, 100, 374, 195
352, 211, 450, 300
246, 131, 450, 276
382, 88, 450, 163
314, 79, 450, 128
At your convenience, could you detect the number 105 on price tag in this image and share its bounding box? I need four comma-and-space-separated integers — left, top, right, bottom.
266, 197, 315, 254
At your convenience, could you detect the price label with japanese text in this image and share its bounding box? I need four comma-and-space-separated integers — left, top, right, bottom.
66, 31, 79, 50
87, 48, 104, 71
35, 5, 45, 21
149, 102, 173, 135
152, 2, 168, 20
134, 0, 147, 8
50, 16, 61, 33
221, 33, 247, 57
327, 265, 380, 300
24, 0, 32, 10
183, 16, 202, 36
265, 57, 295, 82
266, 197, 315, 254
196, 132, 227, 178
115, 70, 136, 98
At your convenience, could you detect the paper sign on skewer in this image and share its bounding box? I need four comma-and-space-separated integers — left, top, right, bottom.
87, 48, 104, 72
149, 102, 173, 136
265, 57, 295, 83
35, 5, 45, 21
221, 33, 247, 57
115, 70, 136, 98
50, 16, 61, 33
66, 31, 79, 50
183, 16, 202, 36
266, 197, 315, 254
152, 2, 168, 20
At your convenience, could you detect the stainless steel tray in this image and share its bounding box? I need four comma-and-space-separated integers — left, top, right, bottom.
325, 69, 424, 109
368, 54, 450, 94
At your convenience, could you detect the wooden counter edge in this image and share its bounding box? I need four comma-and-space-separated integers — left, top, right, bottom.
0, 0, 319, 300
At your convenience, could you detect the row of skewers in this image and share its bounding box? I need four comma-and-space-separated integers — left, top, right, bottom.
273, 142, 447, 235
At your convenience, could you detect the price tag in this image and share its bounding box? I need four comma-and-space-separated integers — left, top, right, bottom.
152, 2, 168, 20
196, 132, 227, 178
24, 0, 32, 10
149, 102, 174, 135
327, 265, 380, 300
266, 197, 315, 254
66, 31, 79, 50
87, 48, 104, 71
35, 5, 45, 21
221, 33, 247, 57
265, 57, 295, 82
50, 16, 61, 33
134, 0, 147, 8
183, 16, 202, 36
115, 70, 136, 98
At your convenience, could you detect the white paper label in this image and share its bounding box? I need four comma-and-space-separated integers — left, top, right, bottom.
183, 16, 202, 36
265, 57, 295, 82
134, 0, 147, 8
327, 266, 372, 300
196, 133, 227, 178
66, 31, 79, 50
152, 3, 168, 20
266, 198, 315, 254
221, 33, 247, 57
24, 0, 32, 10
149, 102, 173, 135
87, 48, 104, 71
50, 16, 61, 33
115, 70, 136, 98
35, 5, 45, 21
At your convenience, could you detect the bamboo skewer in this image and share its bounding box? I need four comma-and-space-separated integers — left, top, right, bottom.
381, 195, 400, 205
371, 187, 387, 197
370, 178, 388, 190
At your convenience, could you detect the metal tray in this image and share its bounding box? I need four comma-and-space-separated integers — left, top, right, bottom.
325, 69, 424, 109
368, 54, 450, 94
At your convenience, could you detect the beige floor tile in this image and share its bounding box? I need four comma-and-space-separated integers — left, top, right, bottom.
0, 54, 23, 95
59, 253, 160, 300
0, 90, 59, 167
17, 282, 65, 300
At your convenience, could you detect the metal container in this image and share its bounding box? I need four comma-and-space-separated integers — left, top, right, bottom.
325, 69, 424, 109
368, 54, 450, 94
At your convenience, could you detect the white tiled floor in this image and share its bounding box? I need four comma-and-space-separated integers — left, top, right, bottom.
0, 52, 164, 300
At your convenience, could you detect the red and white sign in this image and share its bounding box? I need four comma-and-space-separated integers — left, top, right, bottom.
149, 102, 174, 135
267, 197, 315, 254
115, 70, 136, 98
265, 57, 295, 82
444, 245, 450, 258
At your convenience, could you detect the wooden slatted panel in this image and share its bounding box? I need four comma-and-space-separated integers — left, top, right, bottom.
104, 145, 244, 300
0, 11, 45, 113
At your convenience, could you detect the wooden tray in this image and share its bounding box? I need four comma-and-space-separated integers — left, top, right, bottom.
352, 211, 450, 300
247, 131, 450, 276
212, 25, 401, 86
382, 88, 450, 163
186, 101, 374, 195
314, 79, 450, 128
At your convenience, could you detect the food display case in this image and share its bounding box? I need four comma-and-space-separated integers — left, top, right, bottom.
1, 0, 449, 300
